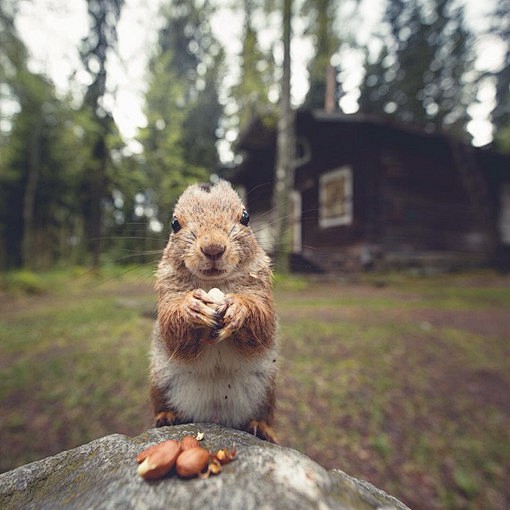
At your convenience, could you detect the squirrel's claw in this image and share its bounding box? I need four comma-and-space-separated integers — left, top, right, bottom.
245, 420, 278, 443
192, 288, 216, 304
188, 300, 218, 329
215, 295, 247, 342
154, 410, 183, 428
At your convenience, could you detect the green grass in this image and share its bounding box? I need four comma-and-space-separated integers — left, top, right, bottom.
0, 266, 156, 469
1, 268, 509, 510
274, 273, 510, 510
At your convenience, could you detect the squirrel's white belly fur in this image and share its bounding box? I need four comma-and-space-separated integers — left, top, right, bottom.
151, 324, 278, 427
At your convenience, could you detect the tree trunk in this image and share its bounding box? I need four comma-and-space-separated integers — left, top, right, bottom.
88, 133, 108, 268
21, 111, 43, 269
272, 0, 294, 274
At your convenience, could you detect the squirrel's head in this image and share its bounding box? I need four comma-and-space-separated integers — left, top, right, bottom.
164, 180, 263, 282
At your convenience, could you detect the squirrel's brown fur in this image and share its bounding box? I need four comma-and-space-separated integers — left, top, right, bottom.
150, 180, 278, 442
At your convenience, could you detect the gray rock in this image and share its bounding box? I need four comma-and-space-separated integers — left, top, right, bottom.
0, 424, 410, 510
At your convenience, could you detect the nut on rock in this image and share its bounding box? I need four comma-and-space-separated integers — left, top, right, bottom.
136, 434, 236, 481
175, 447, 211, 479
180, 435, 201, 451
136, 439, 181, 480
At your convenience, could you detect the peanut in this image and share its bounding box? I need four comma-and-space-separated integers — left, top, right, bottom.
136, 439, 181, 480
180, 435, 201, 450
208, 287, 225, 304
175, 447, 210, 479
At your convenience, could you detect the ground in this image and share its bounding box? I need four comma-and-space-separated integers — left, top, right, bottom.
1, 268, 509, 510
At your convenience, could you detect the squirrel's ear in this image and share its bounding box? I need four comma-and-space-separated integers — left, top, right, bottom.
171, 216, 182, 233
240, 209, 250, 226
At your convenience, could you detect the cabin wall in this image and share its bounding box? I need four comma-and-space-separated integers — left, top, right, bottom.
234, 112, 509, 273
294, 120, 493, 271
378, 133, 488, 258
294, 121, 383, 271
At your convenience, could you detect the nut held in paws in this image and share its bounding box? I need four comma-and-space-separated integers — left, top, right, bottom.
208, 287, 225, 303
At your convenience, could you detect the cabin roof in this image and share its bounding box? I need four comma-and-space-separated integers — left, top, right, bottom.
235, 110, 510, 180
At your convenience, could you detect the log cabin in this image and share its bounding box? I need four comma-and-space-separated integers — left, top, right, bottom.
230, 111, 510, 272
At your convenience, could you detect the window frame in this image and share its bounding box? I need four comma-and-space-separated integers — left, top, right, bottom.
319, 166, 353, 229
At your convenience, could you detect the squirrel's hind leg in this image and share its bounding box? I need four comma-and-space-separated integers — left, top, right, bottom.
243, 420, 278, 443
154, 410, 185, 428
150, 383, 186, 427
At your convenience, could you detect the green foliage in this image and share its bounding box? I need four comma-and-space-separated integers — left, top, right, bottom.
302, 0, 342, 110
230, 2, 277, 131
0, 0, 227, 271
1, 270, 46, 294
79, 0, 125, 267
0, 5, 93, 269
490, 0, 510, 132
358, 0, 476, 138
139, 0, 223, 219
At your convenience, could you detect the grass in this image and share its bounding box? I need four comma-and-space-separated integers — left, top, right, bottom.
1, 267, 509, 509
0, 266, 156, 468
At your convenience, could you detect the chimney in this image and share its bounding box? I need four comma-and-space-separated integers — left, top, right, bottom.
324, 65, 336, 113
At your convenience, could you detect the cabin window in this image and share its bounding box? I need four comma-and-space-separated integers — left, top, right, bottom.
319, 166, 353, 228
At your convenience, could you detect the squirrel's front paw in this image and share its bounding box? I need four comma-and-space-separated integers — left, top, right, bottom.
216, 295, 248, 342
185, 289, 222, 330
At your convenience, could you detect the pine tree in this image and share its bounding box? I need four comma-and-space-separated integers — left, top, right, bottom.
273, 0, 295, 273
139, 0, 223, 222
79, 0, 124, 266
491, 0, 510, 150
358, 0, 475, 138
0, 3, 85, 268
230, 0, 276, 132
302, 0, 341, 110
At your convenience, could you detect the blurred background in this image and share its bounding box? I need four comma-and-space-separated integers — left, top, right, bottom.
1, 0, 509, 269
1, 1, 510, 509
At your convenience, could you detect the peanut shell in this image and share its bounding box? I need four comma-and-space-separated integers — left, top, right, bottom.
137, 439, 181, 480
175, 447, 210, 479
208, 287, 225, 303
180, 435, 200, 450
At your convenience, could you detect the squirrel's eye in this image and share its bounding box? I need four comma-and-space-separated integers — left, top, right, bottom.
240, 209, 250, 226
171, 216, 182, 233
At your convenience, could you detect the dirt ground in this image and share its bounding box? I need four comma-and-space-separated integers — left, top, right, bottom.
1, 270, 509, 509
272, 274, 510, 510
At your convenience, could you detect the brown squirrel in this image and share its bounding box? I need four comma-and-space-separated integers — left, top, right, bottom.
150, 180, 278, 442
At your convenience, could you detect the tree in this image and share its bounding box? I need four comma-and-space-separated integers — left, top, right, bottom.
358, 0, 475, 138
302, 0, 342, 110
0, 2, 34, 267
272, 0, 295, 273
490, 0, 510, 151
0, 3, 86, 268
230, 0, 277, 131
79, 0, 124, 266
139, 0, 223, 223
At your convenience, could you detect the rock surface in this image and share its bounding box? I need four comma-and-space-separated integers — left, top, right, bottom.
0, 424, 410, 510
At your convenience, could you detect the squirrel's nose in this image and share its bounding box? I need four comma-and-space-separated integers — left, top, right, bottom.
201, 243, 226, 261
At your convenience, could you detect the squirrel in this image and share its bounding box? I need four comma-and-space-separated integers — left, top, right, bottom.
150, 179, 278, 443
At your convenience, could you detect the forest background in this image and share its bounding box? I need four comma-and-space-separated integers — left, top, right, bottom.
2, 2, 510, 509
1, 0, 509, 270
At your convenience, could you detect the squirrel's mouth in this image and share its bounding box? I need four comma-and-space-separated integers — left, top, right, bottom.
200, 268, 228, 278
